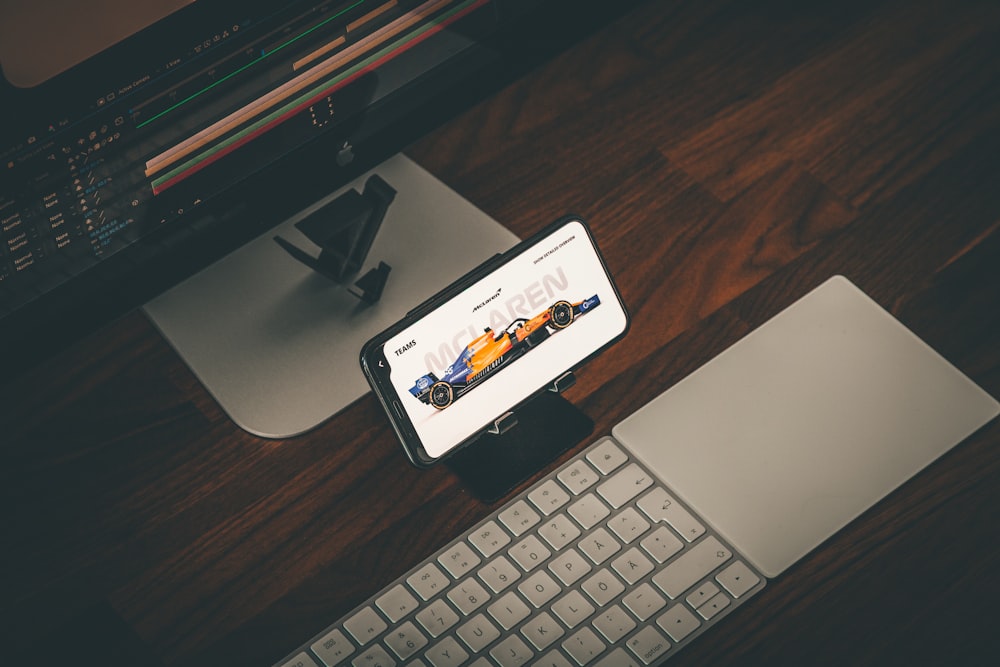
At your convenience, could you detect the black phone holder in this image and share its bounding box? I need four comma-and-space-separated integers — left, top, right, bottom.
444, 371, 594, 502
274, 174, 396, 304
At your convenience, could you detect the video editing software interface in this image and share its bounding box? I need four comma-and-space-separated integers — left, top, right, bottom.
0, 0, 497, 326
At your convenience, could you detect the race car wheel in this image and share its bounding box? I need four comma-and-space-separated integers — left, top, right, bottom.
550, 300, 574, 329
429, 381, 454, 409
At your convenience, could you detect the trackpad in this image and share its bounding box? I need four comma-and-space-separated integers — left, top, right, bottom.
613, 276, 999, 578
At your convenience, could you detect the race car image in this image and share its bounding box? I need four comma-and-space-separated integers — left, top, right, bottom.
408, 295, 601, 409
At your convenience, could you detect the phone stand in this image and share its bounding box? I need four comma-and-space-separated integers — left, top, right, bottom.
444, 372, 594, 502
274, 174, 396, 303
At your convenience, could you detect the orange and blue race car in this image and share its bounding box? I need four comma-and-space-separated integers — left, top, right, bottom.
409, 294, 600, 409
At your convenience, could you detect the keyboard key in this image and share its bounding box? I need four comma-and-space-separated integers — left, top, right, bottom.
468, 520, 512, 558
657, 604, 701, 643
416, 599, 459, 638
311, 628, 355, 666
536, 649, 574, 667
490, 635, 533, 666
611, 547, 654, 585
637, 488, 705, 542
518, 571, 560, 607
568, 493, 610, 530
685, 581, 720, 610
716, 560, 761, 598
438, 541, 482, 578
448, 577, 491, 615
592, 604, 636, 643
280, 652, 320, 667
539, 513, 581, 551
343, 606, 387, 646
520, 610, 564, 650
607, 507, 650, 543
352, 645, 395, 667
626, 626, 670, 665
597, 463, 653, 508
528, 480, 571, 515
581, 568, 625, 607
384, 621, 428, 660
498, 500, 541, 536
586, 438, 629, 474
425, 636, 468, 667
456, 613, 501, 653
621, 582, 666, 621
376, 584, 418, 623
408, 563, 451, 601
579, 527, 621, 565
478, 555, 521, 593
487, 591, 531, 630
696, 592, 731, 620
557, 460, 600, 495
552, 590, 595, 629
548, 548, 592, 586
639, 526, 684, 564
509, 534, 551, 572
651, 536, 732, 599
598, 647, 641, 667
562, 627, 605, 666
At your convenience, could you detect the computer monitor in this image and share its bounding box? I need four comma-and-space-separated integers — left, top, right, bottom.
0, 0, 640, 395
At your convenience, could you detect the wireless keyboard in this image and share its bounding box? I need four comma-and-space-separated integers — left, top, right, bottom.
274, 436, 765, 666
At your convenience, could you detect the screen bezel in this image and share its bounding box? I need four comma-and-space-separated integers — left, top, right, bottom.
360, 215, 630, 467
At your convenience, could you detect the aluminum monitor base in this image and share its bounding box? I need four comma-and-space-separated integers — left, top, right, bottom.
144, 155, 518, 438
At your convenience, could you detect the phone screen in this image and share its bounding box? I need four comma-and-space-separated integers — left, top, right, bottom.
369, 219, 628, 460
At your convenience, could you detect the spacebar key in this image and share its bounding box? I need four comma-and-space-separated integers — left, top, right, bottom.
652, 536, 732, 599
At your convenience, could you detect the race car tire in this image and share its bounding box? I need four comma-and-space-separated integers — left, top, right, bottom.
429, 381, 454, 409
550, 300, 574, 329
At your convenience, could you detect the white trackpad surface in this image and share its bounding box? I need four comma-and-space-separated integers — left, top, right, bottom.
612, 276, 999, 578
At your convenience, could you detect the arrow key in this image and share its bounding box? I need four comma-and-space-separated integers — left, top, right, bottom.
715, 560, 761, 598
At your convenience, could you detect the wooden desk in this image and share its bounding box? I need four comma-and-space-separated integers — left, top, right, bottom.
3, 0, 999, 664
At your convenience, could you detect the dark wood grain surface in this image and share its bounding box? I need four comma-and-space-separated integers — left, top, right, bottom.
3, 0, 1000, 665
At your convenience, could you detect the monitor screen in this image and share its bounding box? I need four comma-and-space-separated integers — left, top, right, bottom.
0, 0, 512, 373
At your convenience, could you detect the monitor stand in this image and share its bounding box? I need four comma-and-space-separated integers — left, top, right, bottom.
144, 154, 518, 438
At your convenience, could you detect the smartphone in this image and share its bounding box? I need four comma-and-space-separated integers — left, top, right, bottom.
360, 216, 630, 466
